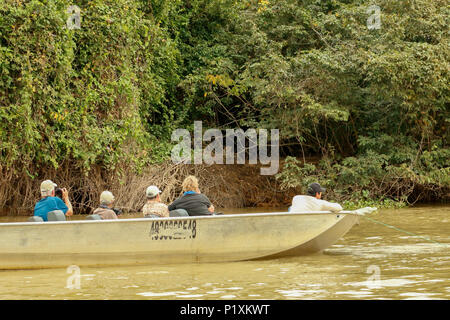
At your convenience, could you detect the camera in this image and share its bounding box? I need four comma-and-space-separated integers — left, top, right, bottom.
55, 188, 63, 199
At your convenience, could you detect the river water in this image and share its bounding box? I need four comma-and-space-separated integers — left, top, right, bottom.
0, 205, 448, 300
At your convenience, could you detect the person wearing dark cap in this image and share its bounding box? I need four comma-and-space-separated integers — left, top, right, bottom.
289, 182, 343, 213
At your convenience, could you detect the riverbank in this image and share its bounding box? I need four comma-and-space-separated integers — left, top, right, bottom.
1, 0, 448, 217
0, 162, 301, 216
2, 159, 448, 217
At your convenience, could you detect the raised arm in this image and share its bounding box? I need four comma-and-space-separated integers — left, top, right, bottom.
62, 188, 73, 216
318, 199, 343, 212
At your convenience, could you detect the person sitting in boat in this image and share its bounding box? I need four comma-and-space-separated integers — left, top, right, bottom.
142, 185, 169, 218
34, 180, 73, 221
168, 175, 215, 216
290, 182, 343, 213
93, 191, 119, 220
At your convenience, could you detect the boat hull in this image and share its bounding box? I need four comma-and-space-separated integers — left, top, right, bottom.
0, 212, 359, 269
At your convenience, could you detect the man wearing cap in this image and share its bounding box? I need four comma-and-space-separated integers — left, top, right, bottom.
290, 182, 343, 213
34, 180, 73, 221
142, 186, 169, 218
93, 191, 119, 220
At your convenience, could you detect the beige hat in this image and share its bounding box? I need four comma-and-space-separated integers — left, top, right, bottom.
40, 180, 57, 192
100, 191, 115, 205
146, 185, 161, 198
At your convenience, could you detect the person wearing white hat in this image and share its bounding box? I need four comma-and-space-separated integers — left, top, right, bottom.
93, 191, 119, 220
142, 185, 169, 218
33, 180, 73, 221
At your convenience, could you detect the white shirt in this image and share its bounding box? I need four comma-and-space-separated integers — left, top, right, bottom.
290, 195, 343, 213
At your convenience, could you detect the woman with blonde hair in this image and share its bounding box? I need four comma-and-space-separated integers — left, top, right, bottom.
168, 175, 215, 216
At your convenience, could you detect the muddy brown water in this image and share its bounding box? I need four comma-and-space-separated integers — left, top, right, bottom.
0, 205, 448, 300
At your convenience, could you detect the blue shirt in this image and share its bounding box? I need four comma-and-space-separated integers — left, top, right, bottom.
34, 197, 69, 221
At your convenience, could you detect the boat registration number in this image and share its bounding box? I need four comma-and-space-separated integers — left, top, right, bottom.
149, 220, 197, 240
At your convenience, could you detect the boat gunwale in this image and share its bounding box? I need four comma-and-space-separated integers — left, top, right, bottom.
0, 211, 356, 227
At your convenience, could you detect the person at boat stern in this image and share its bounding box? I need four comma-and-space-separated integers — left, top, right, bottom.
93, 191, 119, 220
168, 175, 215, 216
289, 182, 343, 213
34, 180, 73, 221
142, 185, 169, 218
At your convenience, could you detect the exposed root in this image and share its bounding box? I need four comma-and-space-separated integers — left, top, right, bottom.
0, 162, 299, 216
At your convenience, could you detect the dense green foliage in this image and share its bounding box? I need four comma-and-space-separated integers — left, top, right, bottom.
0, 0, 448, 206
170, 0, 449, 204
0, 0, 178, 174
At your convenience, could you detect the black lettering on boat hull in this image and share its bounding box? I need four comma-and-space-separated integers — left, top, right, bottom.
149, 219, 197, 240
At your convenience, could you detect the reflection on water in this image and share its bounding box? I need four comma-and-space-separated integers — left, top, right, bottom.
0, 205, 448, 299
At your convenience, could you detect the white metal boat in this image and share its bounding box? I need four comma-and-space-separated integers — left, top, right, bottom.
0, 210, 368, 270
